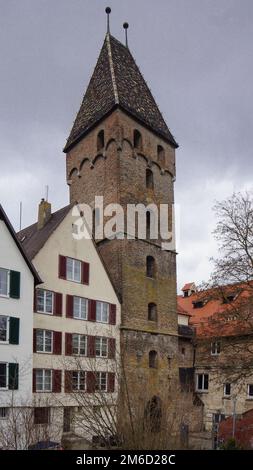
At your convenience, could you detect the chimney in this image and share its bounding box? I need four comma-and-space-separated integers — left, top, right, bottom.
38, 198, 51, 230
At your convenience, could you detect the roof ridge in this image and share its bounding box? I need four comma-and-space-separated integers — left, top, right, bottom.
106, 34, 119, 104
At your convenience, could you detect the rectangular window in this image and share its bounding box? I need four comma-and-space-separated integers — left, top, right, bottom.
66, 257, 81, 283
0, 363, 7, 389
0, 316, 9, 342
34, 407, 50, 425
196, 373, 209, 392
0, 268, 9, 297
72, 371, 86, 391
95, 337, 108, 357
73, 296, 88, 320
248, 384, 253, 398
96, 302, 109, 323
0, 408, 8, 419
211, 341, 221, 355
95, 372, 107, 392
36, 369, 52, 392
72, 334, 87, 356
37, 289, 54, 314
224, 383, 231, 397
36, 330, 53, 353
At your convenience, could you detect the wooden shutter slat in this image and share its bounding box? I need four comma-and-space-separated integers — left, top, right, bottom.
86, 371, 96, 393
34, 289, 37, 312
9, 317, 20, 345
8, 363, 19, 390
66, 295, 74, 318
81, 262, 90, 285
33, 329, 37, 353
109, 304, 116, 325
54, 292, 62, 316
53, 331, 62, 355
108, 338, 116, 359
88, 299, 96, 322
33, 369, 36, 392
65, 333, 73, 355
87, 335, 95, 357
58, 255, 66, 279
107, 372, 115, 393
53, 370, 62, 393
9, 271, 20, 299
65, 370, 72, 393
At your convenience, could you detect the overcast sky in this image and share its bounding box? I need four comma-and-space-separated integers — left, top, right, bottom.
0, 0, 252, 291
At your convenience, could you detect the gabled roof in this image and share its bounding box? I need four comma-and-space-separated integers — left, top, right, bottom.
64, 34, 178, 152
17, 205, 72, 260
0, 204, 41, 285
182, 282, 196, 292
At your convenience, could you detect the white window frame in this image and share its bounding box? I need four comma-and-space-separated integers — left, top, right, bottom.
211, 341, 221, 356
66, 257, 81, 283
0, 362, 8, 390
36, 369, 52, 392
0, 315, 9, 343
72, 334, 87, 356
96, 302, 109, 324
0, 407, 8, 419
224, 383, 231, 397
72, 371, 86, 391
196, 373, 209, 392
0, 268, 9, 298
95, 337, 108, 358
247, 384, 253, 399
37, 289, 54, 315
36, 330, 53, 354
73, 296, 88, 320
95, 372, 107, 392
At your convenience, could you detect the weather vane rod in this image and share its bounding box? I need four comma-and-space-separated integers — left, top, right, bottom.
123, 22, 129, 48
105, 7, 111, 34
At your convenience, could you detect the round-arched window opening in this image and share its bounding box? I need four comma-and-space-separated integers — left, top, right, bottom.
134, 129, 143, 150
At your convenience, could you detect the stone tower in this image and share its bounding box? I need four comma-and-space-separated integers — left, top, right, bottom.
64, 33, 179, 402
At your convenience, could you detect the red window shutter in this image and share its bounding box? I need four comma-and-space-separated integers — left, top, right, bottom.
54, 292, 62, 316
65, 370, 73, 393
86, 371, 96, 393
33, 369, 36, 393
109, 304, 116, 325
65, 333, 73, 355
81, 262, 90, 285
87, 335, 95, 357
33, 329, 37, 353
88, 299, 96, 322
53, 331, 62, 355
34, 289, 37, 313
66, 295, 74, 318
53, 370, 62, 393
107, 372, 115, 393
108, 338, 116, 359
58, 255, 66, 279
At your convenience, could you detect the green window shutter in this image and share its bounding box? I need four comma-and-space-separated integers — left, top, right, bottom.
9, 271, 21, 299
8, 363, 19, 390
9, 317, 20, 345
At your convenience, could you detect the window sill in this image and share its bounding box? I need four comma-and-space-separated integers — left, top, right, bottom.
0, 341, 9, 345
0, 294, 9, 299
246, 398, 253, 401
223, 396, 231, 400
196, 390, 209, 394
36, 311, 53, 316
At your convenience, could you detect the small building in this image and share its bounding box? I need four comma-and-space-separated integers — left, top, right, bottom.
18, 199, 121, 444
0, 204, 40, 433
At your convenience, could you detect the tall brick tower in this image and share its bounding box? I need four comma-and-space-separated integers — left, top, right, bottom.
64, 30, 179, 404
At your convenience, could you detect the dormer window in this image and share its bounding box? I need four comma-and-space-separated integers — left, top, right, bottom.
157, 145, 165, 166
134, 129, 142, 150
97, 130, 105, 151
193, 301, 204, 309
211, 341, 221, 355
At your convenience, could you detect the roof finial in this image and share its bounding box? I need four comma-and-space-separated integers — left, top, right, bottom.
123, 22, 129, 48
105, 7, 111, 34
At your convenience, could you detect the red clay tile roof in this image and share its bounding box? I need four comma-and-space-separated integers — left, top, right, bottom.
219, 408, 253, 449
64, 34, 178, 152
182, 282, 195, 291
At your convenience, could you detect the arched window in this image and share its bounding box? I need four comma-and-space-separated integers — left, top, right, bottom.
148, 303, 157, 322
146, 169, 154, 190
149, 350, 158, 369
146, 256, 155, 278
157, 145, 165, 166
134, 129, 143, 150
69, 168, 78, 180
97, 130, 105, 151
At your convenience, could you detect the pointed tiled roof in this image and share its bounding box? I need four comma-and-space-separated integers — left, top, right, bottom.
64, 34, 178, 152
